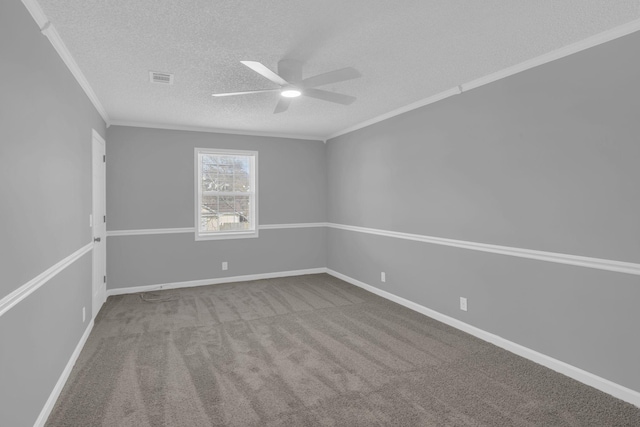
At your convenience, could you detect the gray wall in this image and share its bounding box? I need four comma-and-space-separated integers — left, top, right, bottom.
106, 126, 327, 289
0, 0, 106, 425
327, 31, 640, 392
2, 1, 638, 424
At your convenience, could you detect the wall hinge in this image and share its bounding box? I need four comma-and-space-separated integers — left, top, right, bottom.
103, 215, 106, 223
103, 155, 106, 162
103, 275, 106, 283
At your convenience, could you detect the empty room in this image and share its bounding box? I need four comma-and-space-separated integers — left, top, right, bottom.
2, 0, 640, 426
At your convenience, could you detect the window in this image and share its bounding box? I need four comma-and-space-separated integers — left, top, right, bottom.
195, 148, 258, 240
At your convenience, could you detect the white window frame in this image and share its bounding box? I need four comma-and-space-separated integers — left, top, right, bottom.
194, 148, 258, 241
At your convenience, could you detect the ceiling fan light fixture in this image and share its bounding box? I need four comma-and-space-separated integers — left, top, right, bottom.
213, 61, 360, 113
281, 89, 302, 98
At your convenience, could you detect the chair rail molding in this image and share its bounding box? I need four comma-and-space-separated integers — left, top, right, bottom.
106, 222, 639, 275
106, 223, 329, 237
327, 223, 640, 276
0, 243, 93, 317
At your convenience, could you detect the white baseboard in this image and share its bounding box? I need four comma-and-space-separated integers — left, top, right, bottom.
106, 268, 328, 296
34, 319, 95, 426
70, 268, 640, 410
326, 269, 640, 408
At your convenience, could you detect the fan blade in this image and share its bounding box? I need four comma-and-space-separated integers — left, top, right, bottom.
302, 67, 361, 88
273, 97, 292, 114
278, 59, 303, 83
212, 89, 280, 97
303, 88, 356, 105
241, 61, 288, 86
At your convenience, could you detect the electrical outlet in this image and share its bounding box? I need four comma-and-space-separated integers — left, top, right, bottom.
82, 307, 86, 322
222, 261, 228, 271
381, 272, 386, 282
460, 297, 468, 312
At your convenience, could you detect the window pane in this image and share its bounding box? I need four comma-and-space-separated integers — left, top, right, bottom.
234, 195, 250, 223
233, 157, 251, 192
200, 195, 219, 231
202, 154, 251, 193
202, 172, 214, 192
216, 174, 233, 192
216, 196, 249, 231
201, 155, 219, 174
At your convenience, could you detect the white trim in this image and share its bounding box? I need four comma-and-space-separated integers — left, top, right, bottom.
91, 128, 105, 144
260, 222, 328, 230
327, 87, 462, 139
194, 148, 259, 241
91, 129, 107, 319
110, 120, 322, 142
327, 19, 640, 141
106, 268, 327, 296
107, 227, 195, 237
17, 0, 640, 142
0, 243, 93, 317
327, 223, 640, 276
103, 222, 640, 276
20, 0, 47, 26
20, 0, 110, 125
326, 269, 640, 408
34, 319, 95, 427
103, 264, 640, 407
195, 231, 260, 241
106, 223, 328, 237
460, 18, 640, 93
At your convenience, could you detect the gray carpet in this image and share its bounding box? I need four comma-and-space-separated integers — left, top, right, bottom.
47, 274, 640, 426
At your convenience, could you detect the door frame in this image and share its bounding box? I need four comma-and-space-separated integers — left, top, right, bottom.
91, 129, 106, 318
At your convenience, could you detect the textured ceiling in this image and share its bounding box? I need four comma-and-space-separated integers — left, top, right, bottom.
37, 0, 640, 139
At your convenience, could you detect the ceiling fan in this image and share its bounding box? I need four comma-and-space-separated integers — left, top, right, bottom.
212, 59, 361, 113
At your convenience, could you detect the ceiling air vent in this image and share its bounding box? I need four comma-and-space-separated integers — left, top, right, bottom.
149, 71, 174, 85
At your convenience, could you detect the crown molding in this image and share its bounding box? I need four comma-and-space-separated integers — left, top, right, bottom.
21, 0, 110, 126
19, 0, 640, 142
109, 120, 323, 142
460, 18, 640, 92
21, 0, 47, 26
327, 18, 640, 141
326, 87, 462, 140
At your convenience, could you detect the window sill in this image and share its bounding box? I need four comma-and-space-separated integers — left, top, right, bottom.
195, 230, 259, 241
